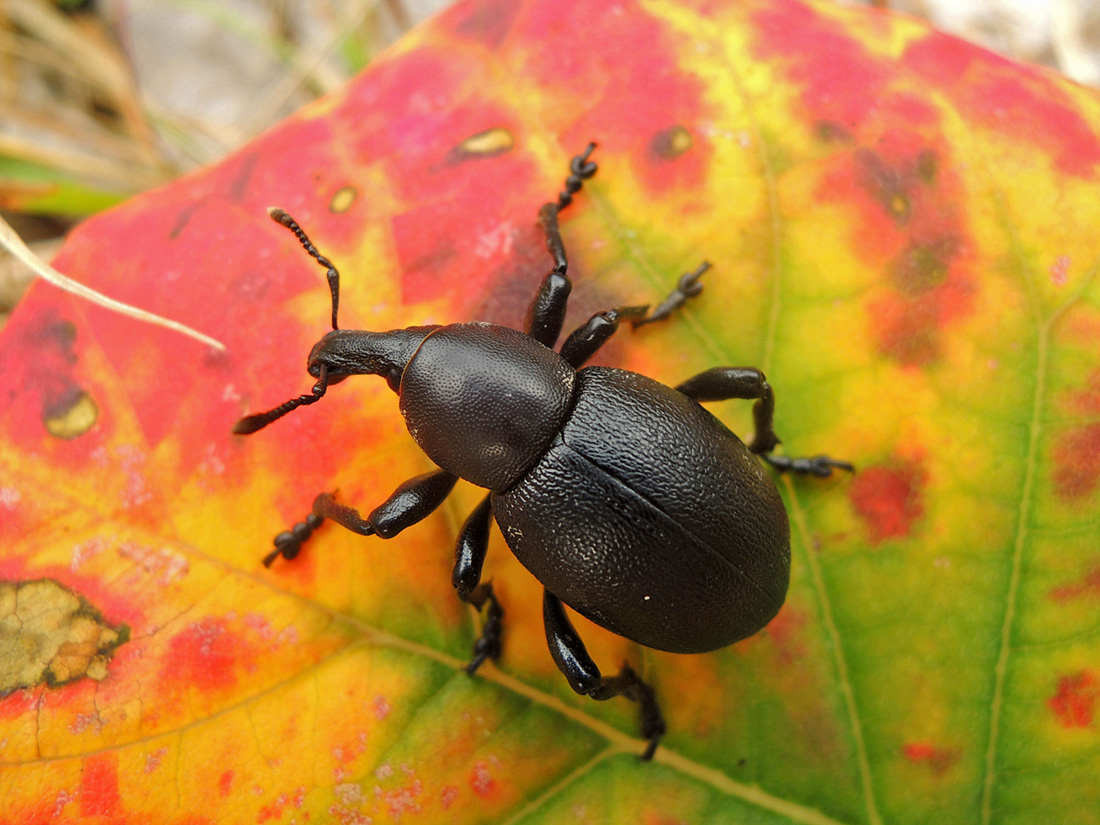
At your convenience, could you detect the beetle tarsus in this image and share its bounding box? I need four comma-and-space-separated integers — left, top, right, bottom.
463, 582, 504, 674
764, 454, 855, 477
543, 589, 667, 759
591, 662, 667, 760
630, 261, 710, 329
262, 508, 325, 567
557, 142, 598, 210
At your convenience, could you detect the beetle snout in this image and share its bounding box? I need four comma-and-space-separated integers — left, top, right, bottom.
306, 334, 350, 383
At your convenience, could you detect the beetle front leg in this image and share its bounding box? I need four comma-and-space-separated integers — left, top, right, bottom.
262, 469, 458, 566
524, 144, 598, 348
452, 494, 504, 674
543, 589, 666, 760
676, 367, 854, 476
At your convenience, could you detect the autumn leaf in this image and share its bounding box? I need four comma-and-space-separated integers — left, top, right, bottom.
2, 0, 1100, 823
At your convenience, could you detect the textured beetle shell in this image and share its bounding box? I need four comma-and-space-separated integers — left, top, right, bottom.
491, 367, 791, 654
399, 323, 575, 491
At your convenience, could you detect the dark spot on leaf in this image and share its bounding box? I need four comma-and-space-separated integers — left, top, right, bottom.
848, 458, 926, 543
447, 127, 515, 163
1049, 670, 1099, 728
168, 201, 200, 240
649, 125, 694, 161
815, 121, 855, 143
0, 579, 130, 695
329, 186, 358, 214
226, 149, 260, 202
916, 148, 938, 183
448, 0, 520, 47
855, 148, 913, 223
18, 317, 99, 439
43, 388, 98, 439
893, 235, 959, 297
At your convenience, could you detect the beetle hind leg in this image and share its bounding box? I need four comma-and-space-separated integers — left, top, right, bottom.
676, 367, 854, 476
453, 494, 505, 673
543, 589, 666, 760
261, 470, 458, 566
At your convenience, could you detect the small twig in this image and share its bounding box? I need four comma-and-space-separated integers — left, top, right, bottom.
0, 214, 225, 351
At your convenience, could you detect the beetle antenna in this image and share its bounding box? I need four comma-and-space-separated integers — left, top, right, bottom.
233, 366, 330, 434
268, 207, 341, 330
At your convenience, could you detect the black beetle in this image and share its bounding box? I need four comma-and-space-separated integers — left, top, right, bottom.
234, 144, 852, 759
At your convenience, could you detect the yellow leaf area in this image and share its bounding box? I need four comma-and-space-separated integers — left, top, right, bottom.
2, 0, 1099, 823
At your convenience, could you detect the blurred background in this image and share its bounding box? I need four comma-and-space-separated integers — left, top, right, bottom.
2, 0, 1098, 322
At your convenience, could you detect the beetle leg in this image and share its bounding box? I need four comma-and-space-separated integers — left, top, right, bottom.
524, 144, 599, 348
558, 305, 648, 368
557, 262, 709, 368
261, 470, 458, 566
629, 260, 710, 328
543, 589, 666, 760
676, 367, 854, 476
762, 454, 855, 477
452, 494, 505, 673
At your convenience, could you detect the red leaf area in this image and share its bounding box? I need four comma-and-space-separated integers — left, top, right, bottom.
161, 617, 255, 693
1050, 670, 1100, 729
848, 457, 927, 543
902, 741, 962, 776
356, 0, 714, 311
752, 2, 979, 367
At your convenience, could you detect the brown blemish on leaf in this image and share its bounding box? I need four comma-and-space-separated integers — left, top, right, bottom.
902, 742, 962, 776
1049, 670, 1099, 728
762, 606, 808, 664
11, 314, 101, 439
649, 125, 693, 161
855, 148, 913, 223
329, 186, 358, 214
1052, 424, 1100, 502
827, 138, 976, 367
892, 235, 959, 297
448, 127, 515, 162
43, 388, 98, 439
1053, 370, 1100, 502
1049, 566, 1100, 602
447, 0, 521, 48
848, 457, 927, 543
0, 579, 130, 695
815, 121, 855, 143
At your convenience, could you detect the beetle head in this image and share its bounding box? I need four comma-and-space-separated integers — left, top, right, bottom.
233, 208, 438, 435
